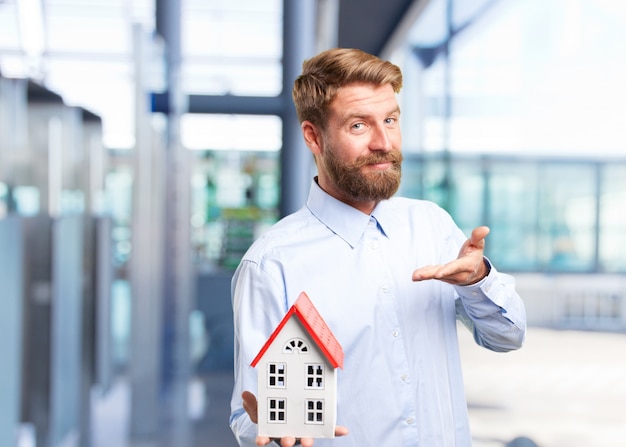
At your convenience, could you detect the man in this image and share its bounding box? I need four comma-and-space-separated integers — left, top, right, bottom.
230, 48, 526, 447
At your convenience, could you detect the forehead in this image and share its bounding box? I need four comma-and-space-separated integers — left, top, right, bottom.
329, 83, 399, 119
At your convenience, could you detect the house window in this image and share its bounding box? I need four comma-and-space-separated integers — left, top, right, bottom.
283, 337, 309, 353
267, 362, 286, 388
305, 363, 325, 389
305, 399, 324, 424
268, 398, 287, 423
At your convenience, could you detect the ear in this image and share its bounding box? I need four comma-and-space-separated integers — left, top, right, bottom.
301, 121, 324, 156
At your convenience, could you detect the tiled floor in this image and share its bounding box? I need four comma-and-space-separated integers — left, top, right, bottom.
195, 372, 238, 447
460, 327, 626, 447
91, 371, 237, 447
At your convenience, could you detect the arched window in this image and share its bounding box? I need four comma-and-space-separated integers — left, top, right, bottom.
283, 337, 309, 354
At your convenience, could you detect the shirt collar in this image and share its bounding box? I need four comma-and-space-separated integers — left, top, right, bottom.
305, 179, 392, 248
371, 200, 393, 238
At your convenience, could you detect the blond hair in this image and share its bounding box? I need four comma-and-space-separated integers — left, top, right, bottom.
292, 48, 403, 129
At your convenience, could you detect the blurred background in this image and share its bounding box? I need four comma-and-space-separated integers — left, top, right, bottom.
0, 0, 625, 446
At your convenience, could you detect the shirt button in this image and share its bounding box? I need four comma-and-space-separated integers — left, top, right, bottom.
392, 330, 399, 337
400, 374, 408, 382
471, 291, 478, 296
406, 417, 415, 425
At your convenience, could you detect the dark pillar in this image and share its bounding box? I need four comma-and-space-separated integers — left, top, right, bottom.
280, 0, 317, 217
156, 0, 193, 445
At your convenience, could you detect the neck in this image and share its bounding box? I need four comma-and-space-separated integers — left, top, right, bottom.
315, 177, 378, 215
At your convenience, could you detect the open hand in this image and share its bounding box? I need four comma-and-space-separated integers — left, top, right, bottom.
411, 226, 490, 286
242, 391, 349, 447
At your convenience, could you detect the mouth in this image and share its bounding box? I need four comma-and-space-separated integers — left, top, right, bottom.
366, 161, 393, 170
357, 151, 402, 169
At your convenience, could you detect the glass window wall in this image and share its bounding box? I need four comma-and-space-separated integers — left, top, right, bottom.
399, 154, 625, 273
486, 160, 539, 272
394, 0, 626, 274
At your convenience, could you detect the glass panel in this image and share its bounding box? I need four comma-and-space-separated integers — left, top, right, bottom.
11, 186, 40, 216
420, 157, 448, 205
402, 0, 626, 158
448, 158, 484, 233
420, 55, 448, 153
0, 218, 24, 447
536, 164, 596, 272
599, 164, 626, 272
397, 154, 424, 199
0, 183, 6, 218
182, 114, 282, 152
487, 161, 539, 271
396, 0, 626, 273
182, 0, 282, 96
182, 60, 281, 97
399, 155, 609, 273
191, 149, 279, 270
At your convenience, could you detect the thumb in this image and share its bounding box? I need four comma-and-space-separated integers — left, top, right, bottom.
242, 391, 259, 424
469, 226, 490, 247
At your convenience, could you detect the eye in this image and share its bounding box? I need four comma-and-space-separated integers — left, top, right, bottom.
352, 122, 365, 130
385, 117, 397, 125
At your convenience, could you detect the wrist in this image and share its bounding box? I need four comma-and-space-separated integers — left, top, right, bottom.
465, 258, 491, 286
481, 257, 491, 280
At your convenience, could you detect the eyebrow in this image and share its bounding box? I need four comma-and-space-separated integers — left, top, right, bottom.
338, 106, 401, 126
389, 105, 401, 116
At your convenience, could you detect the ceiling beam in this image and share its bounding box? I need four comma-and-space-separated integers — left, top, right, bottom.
336, 0, 423, 56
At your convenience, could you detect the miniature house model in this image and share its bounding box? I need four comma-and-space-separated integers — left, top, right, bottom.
251, 291, 344, 439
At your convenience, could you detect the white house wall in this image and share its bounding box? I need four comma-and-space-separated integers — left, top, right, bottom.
257, 317, 337, 439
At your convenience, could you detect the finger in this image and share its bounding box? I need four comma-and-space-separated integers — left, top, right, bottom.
335, 425, 350, 437
256, 436, 271, 446
280, 436, 297, 447
470, 226, 490, 246
242, 391, 258, 423
438, 256, 490, 285
411, 265, 441, 281
433, 262, 460, 279
300, 438, 315, 447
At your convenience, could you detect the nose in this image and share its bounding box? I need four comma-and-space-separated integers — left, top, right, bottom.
369, 124, 393, 152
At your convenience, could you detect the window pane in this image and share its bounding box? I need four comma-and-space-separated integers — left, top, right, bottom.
182, 0, 282, 96
599, 164, 626, 272
182, 114, 282, 152
448, 159, 484, 232
487, 161, 539, 271
536, 164, 596, 272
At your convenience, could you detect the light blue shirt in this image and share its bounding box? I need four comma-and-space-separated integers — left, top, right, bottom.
230, 180, 526, 447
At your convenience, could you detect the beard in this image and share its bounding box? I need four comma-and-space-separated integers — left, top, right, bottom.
321, 139, 403, 202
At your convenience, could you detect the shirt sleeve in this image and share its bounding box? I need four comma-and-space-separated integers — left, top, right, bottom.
229, 257, 287, 446
453, 258, 527, 352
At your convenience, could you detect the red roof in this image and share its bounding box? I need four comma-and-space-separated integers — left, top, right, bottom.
250, 291, 344, 369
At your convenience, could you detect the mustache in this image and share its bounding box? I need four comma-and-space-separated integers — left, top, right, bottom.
353, 150, 403, 168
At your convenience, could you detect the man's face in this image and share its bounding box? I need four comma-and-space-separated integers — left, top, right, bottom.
317, 83, 403, 206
